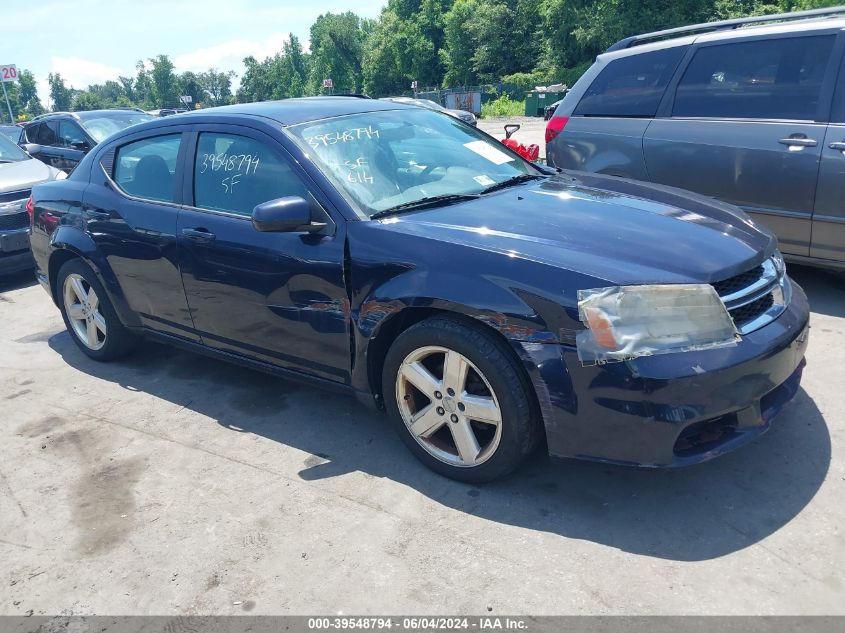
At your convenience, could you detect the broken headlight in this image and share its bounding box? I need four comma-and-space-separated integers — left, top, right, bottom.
576, 284, 739, 365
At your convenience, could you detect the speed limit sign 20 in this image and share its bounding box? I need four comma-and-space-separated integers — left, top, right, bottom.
1, 65, 18, 83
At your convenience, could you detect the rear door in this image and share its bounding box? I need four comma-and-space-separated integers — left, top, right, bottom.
84, 127, 200, 340
812, 51, 845, 264
643, 32, 839, 256
176, 125, 350, 383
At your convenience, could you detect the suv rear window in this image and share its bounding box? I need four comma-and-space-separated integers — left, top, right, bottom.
673, 35, 835, 121
574, 46, 687, 117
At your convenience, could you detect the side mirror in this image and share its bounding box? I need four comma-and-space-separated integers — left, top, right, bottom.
23, 143, 42, 156
251, 196, 326, 233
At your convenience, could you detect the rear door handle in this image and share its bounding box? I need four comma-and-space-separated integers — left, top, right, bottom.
778, 137, 817, 148
829, 141, 845, 151
181, 228, 216, 241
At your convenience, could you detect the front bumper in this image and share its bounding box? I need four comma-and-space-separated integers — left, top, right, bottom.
518, 280, 810, 467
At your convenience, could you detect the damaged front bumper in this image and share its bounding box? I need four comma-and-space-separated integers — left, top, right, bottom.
515, 280, 810, 467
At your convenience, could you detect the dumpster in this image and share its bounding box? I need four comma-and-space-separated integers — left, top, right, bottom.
525, 90, 568, 117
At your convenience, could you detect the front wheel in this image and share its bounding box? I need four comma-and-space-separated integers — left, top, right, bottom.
382, 316, 542, 482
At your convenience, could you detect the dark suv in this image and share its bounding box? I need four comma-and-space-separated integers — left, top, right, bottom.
21, 109, 154, 172
546, 6, 845, 271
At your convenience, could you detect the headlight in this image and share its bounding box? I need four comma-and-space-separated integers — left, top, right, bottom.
576, 284, 739, 365
0, 198, 28, 216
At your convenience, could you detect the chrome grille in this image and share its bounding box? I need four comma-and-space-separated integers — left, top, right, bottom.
0, 211, 29, 231
713, 255, 789, 335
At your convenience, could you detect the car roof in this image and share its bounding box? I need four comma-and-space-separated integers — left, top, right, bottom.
600, 14, 845, 62
173, 97, 411, 127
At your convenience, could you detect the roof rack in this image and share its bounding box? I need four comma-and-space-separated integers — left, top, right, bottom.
606, 5, 845, 52
29, 111, 78, 121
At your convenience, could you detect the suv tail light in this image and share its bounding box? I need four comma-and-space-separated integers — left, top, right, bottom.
25, 196, 34, 224
545, 116, 569, 143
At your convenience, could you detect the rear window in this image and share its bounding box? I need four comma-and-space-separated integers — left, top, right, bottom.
574, 47, 687, 117
673, 35, 835, 121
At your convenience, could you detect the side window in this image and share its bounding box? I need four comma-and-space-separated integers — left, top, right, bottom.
31, 121, 58, 146
24, 124, 40, 144
673, 35, 835, 121
58, 120, 87, 149
193, 132, 308, 216
574, 46, 687, 117
114, 134, 182, 203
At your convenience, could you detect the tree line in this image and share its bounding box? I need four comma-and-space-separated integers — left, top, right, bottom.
3, 0, 837, 121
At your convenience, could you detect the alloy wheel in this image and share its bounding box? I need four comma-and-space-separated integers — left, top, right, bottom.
396, 345, 502, 467
63, 273, 107, 351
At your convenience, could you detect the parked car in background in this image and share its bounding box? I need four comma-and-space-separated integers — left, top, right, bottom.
546, 6, 845, 271
543, 98, 564, 121
147, 108, 188, 117
0, 125, 23, 144
29, 98, 808, 482
21, 109, 155, 173
0, 134, 65, 275
381, 96, 477, 126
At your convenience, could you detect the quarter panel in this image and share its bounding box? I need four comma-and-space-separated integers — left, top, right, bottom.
547, 117, 651, 178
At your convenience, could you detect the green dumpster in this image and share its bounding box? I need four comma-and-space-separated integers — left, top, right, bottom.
525, 91, 568, 117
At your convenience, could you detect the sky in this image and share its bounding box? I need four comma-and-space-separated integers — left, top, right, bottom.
1, 0, 388, 107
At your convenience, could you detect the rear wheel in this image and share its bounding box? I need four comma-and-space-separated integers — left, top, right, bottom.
57, 259, 136, 361
383, 315, 542, 482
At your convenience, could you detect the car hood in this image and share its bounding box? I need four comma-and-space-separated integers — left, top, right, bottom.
0, 158, 57, 192
376, 172, 775, 286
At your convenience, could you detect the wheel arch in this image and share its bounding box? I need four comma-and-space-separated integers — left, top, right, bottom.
363, 307, 546, 443
48, 230, 139, 328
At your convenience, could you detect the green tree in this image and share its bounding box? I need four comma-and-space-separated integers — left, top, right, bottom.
308, 12, 372, 93
441, 0, 480, 86
48, 73, 73, 111
148, 54, 179, 107
199, 69, 236, 106
17, 70, 44, 117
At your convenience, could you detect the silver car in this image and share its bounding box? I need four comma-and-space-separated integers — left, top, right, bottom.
381, 96, 478, 126
0, 134, 65, 275
546, 6, 845, 271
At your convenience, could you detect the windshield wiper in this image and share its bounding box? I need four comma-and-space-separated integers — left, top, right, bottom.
371, 193, 480, 219
479, 173, 544, 195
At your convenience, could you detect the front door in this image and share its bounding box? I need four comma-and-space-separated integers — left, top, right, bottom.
643, 33, 838, 256
177, 127, 350, 384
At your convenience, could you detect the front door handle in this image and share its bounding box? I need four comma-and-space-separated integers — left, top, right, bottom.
181, 228, 216, 241
778, 136, 817, 148
829, 141, 845, 151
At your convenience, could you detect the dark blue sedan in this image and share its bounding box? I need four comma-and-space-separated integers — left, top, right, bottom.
27, 97, 809, 482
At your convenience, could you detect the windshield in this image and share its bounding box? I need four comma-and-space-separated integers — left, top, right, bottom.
80, 112, 155, 143
288, 108, 538, 217
0, 126, 21, 144
0, 133, 29, 162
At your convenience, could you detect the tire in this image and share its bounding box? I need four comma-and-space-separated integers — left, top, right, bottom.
382, 315, 542, 483
56, 258, 136, 361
